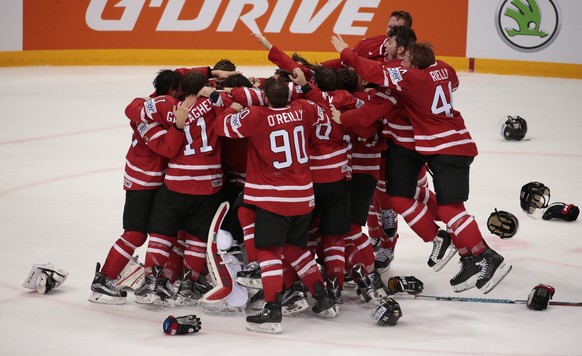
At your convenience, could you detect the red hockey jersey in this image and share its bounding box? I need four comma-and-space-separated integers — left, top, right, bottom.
340, 48, 478, 157
322, 35, 387, 69
122, 95, 184, 190
163, 97, 224, 195
214, 86, 331, 216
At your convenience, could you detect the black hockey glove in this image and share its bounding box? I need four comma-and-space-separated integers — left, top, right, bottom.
526, 284, 555, 311
542, 203, 579, 222
163, 315, 202, 335
387, 276, 424, 295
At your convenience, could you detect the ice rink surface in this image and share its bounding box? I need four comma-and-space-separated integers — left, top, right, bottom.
0, 65, 581, 356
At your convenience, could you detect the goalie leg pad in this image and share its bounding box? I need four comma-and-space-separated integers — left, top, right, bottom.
201, 201, 249, 314
201, 250, 248, 310
114, 255, 145, 290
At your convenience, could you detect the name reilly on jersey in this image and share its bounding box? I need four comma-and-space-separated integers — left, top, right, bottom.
429, 68, 449, 82
267, 109, 304, 127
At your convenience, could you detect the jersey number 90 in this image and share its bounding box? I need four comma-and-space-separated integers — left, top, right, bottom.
270, 126, 308, 169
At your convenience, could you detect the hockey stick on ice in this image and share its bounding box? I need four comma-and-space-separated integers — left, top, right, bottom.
413, 294, 582, 307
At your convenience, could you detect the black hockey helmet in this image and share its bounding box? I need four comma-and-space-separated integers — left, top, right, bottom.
487, 209, 519, 238
371, 298, 402, 326
501, 115, 527, 141
520, 181, 550, 215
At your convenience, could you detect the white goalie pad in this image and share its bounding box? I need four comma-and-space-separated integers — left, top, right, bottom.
199, 251, 248, 315
114, 255, 145, 290
23, 263, 69, 294
200, 202, 248, 314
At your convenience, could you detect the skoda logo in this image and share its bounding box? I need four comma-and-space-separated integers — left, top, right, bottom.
495, 0, 561, 52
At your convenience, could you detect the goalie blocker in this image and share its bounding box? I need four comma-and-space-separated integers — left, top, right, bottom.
23, 263, 68, 294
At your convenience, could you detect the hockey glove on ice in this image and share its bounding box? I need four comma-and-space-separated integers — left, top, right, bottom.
388, 276, 424, 295
526, 284, 555, 311
163, 315, 202, 335
542, 203, 579, 222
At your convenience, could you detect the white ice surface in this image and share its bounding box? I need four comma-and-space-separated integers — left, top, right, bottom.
0, 66, 581, 356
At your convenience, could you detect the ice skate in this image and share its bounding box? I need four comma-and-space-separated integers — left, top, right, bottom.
134, 265, 165, 304
374, 246, 395, 273
175, 270, 202, 306
281, 281, 309, 315
246, 294, 282, 334
236, 261, 262, 289
89, 262, 127, 305
352, 265, 384, 304
325, 276, 343, 315
475, 249, 512, 294
381, 208, 398, 238
312, 281, 337, 318
450, 255, 480, 292
428, 229, 457, 271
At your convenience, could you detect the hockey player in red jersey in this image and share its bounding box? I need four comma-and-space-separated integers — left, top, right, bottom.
329, 69, 394, 304
214, 68, 337, 333
334, 26, 456, 273
322, 10, 413, 70
255, 35, 350, 311
253, 33, 389, 312
134, 70, 226, 305
90, 69, 191, 304
333, 35, 512, 294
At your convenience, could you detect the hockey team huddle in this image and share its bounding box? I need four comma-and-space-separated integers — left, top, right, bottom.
89, 11, 513, 334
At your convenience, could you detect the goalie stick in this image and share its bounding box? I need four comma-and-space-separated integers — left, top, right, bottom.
412, 294, 582, 307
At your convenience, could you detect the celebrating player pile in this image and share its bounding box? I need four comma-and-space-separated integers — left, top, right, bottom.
88, 9, 514, 334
